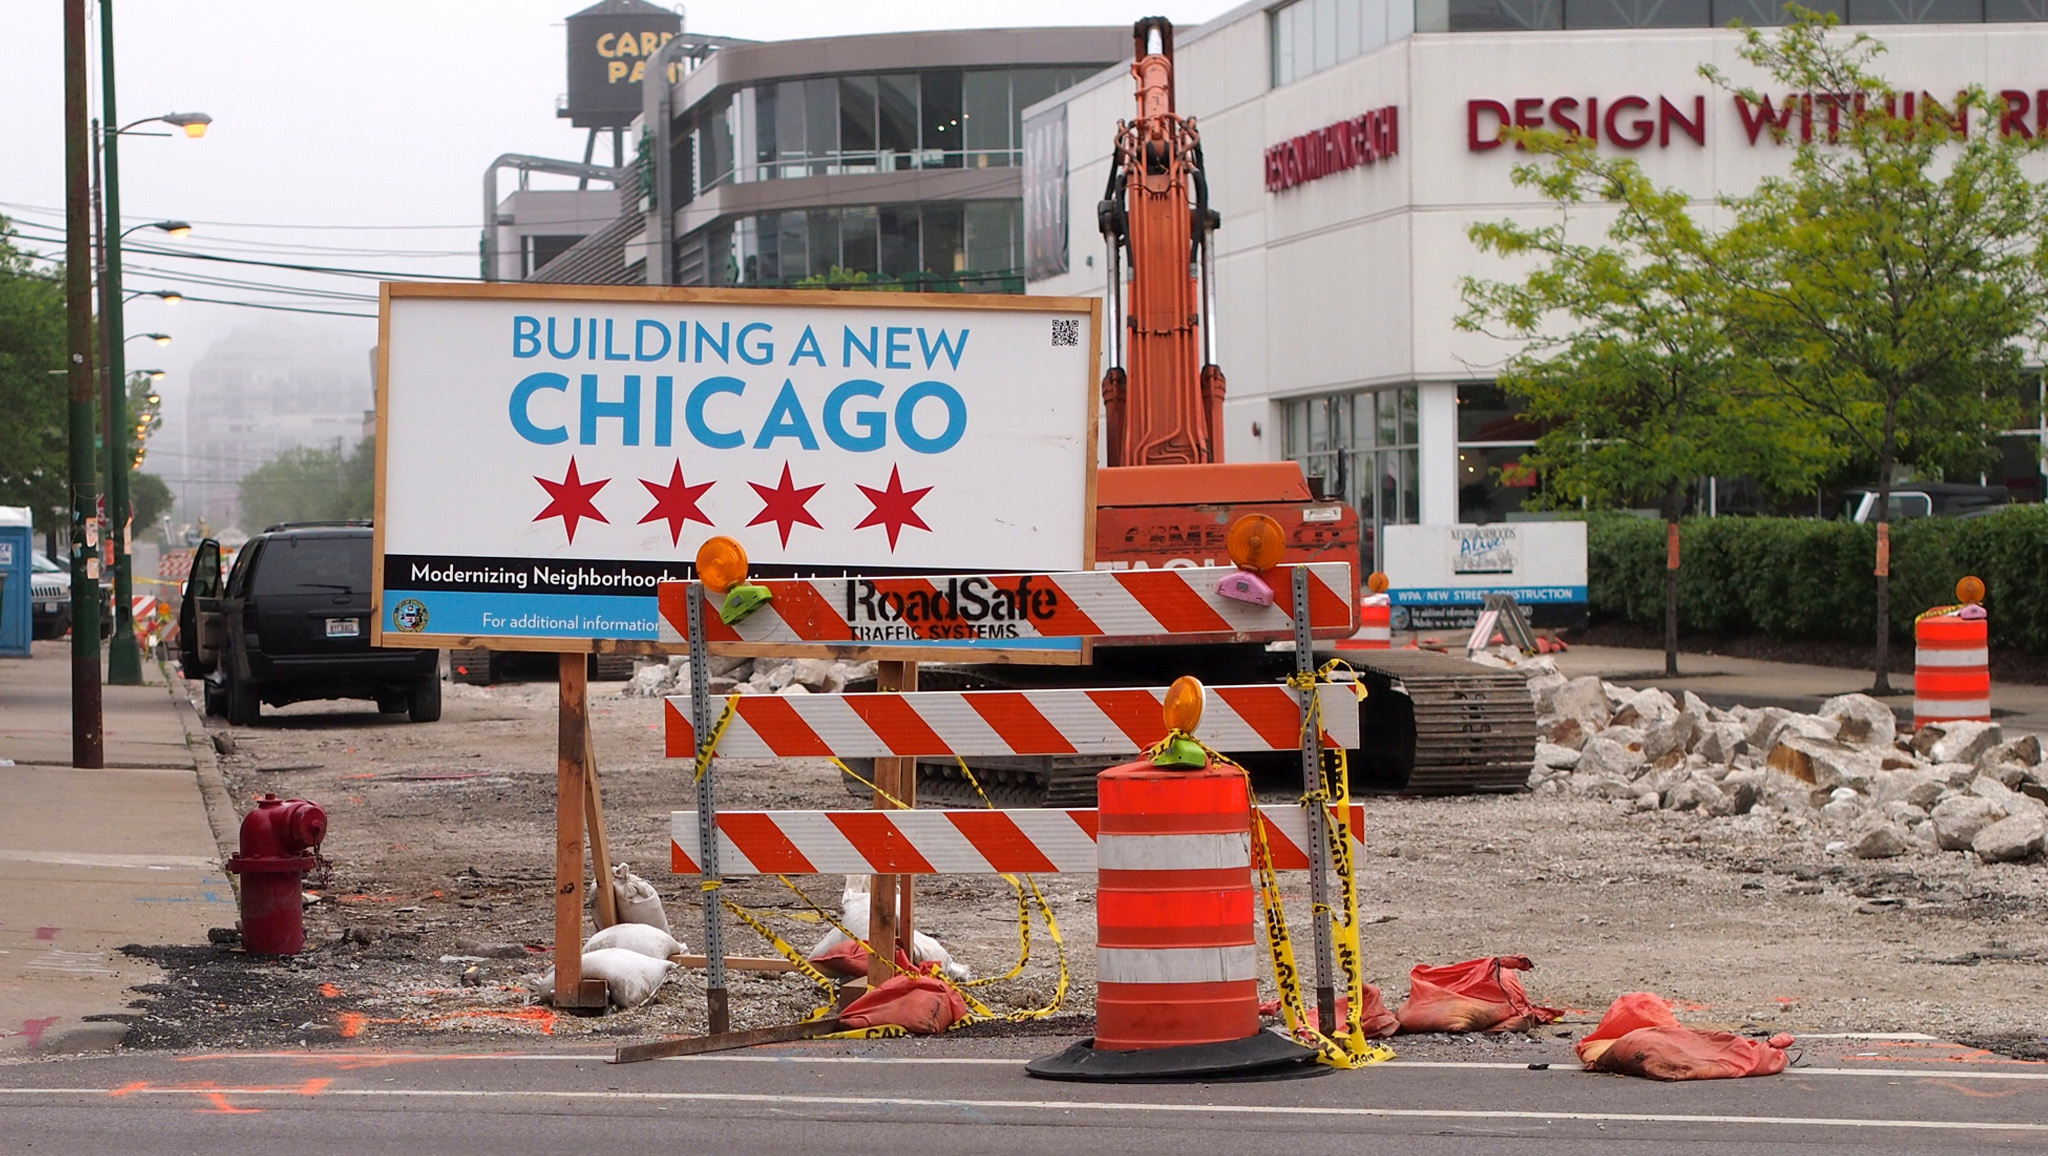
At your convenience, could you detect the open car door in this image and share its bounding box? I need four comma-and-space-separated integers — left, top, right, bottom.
176, 539, 222, 678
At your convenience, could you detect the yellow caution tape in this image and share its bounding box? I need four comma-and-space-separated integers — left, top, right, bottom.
1173, 670, 1392, 1070
827, 756, 912, 811
693, 694, 740, 783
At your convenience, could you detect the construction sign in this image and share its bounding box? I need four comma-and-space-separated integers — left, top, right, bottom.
371, 284, 1099, 656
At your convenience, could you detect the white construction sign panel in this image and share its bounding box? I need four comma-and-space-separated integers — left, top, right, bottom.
372, 284, 1098, 654
1382, 522, 1588, 614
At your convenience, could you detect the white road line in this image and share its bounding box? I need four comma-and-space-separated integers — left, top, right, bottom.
0, 1086, 2042, 1131
156, 1053, 2048, 1079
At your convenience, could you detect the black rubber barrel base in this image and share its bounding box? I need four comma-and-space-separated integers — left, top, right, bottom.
1025, 1030, 1327, 1083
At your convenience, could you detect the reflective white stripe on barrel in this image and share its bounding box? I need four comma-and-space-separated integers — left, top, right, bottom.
1096, 832, 1251, 872
1914, 699, 1991, 720
1097, 944, 1261, 985
1917, 648, 1989, 668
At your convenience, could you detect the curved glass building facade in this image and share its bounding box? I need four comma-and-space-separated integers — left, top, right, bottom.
649, 31, 1119, 290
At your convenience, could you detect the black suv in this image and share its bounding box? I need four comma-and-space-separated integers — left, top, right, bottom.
177, 522, 441, 725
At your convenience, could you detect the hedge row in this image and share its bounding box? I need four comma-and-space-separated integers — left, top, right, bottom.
1584, 505, 2048, 652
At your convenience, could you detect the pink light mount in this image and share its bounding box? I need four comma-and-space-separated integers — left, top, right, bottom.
1216, 569, 1275, 607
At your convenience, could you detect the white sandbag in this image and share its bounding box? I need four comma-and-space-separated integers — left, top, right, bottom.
531, 948, 676, 1009
602, 862, 672, 936
584, 923, 685, 961
808, 874, 970, 983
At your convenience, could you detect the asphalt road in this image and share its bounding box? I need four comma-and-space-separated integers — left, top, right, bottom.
2, 1036, 2044, 1155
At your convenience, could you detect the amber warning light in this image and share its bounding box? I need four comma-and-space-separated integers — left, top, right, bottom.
695, 536, 772, 625
1217, 514, 1285, 607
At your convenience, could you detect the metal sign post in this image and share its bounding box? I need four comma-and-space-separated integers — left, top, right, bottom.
685, 580, 729, 1035
1292, 564, 1339, 1035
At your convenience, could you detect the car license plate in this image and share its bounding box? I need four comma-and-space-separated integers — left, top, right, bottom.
43, 601, 58, 613
325, 617, 361, 639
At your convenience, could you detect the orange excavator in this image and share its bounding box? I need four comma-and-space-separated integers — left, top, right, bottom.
864, 19, 1534, 805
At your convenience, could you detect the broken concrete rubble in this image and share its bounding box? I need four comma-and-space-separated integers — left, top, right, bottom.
1972, 813, 2047, 864
1512, 659, 2042, 867
1818, 694, 1898, 748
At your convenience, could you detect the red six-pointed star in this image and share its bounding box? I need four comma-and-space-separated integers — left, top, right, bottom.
854, 465, 933, 550
637, 461, 715, 546
533, 457, 610, 544
747, 462, 824, 547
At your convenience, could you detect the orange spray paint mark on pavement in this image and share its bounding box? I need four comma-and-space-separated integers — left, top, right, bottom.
319, 983, 344, 999
333, 1006, 556, 1040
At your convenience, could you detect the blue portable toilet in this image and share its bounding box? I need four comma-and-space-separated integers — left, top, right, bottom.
0, 507, 31, 657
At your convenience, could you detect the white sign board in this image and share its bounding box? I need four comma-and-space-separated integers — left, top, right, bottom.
373, 284, 1099, 656
1383, 522, 1587, 606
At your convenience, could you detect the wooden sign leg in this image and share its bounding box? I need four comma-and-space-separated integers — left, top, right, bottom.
584, 724, 618, 929
867, 659, 916, 987
554, 654, 606, 1009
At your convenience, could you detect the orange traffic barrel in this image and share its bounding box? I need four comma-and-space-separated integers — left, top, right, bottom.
1093, 759, 1259, 1049
1914, 612, 1989, 728
1027, 756, 1316, 1081
1336, 596, 1391, 650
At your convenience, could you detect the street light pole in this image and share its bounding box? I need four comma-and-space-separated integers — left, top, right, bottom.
98, 0, 143, 685
64, 0, 105, 766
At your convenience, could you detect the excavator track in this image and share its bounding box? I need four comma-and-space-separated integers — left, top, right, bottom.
1338, 650, 1538, 795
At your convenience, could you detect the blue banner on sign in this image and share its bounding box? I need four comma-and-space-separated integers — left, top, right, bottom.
380, 589, 1084, 652
1390, 585, 1587, 606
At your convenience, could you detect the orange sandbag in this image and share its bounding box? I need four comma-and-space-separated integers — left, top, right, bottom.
1395, 955, 1563, 1033
837, 970, 968, 1035
1576, 993, 1794, 1080
1258, 984, 1401, 1039
809, 939, 913, 979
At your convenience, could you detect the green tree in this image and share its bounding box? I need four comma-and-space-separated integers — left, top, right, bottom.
0, 216, 69, 516
130, 472, 173, 529
1461, 138, 1836, 674
1710, 12, 2048, 693
237, 439, 373, 531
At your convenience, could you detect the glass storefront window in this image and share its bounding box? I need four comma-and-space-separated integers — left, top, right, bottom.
839, 75, 878, 163
840, 207, 879, 275
879, 74, 921, 166
922, 71, 965, 169
1434, 0, 2009, 28
1283, 387, 1420, 569
1273, 0, 1398, 86
963, 70, 1010, 164
692, 202, 1022, 290
678, 67, 1106, 195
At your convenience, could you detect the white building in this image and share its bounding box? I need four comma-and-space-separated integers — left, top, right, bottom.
1025, 1, 2048, 562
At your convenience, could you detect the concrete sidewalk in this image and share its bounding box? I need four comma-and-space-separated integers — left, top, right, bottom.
1546, 643, 2048, 736
0, 641, 231, 1056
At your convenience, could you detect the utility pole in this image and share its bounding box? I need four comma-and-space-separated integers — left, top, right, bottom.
99, 0, 142, 685
64, 0, 105, 767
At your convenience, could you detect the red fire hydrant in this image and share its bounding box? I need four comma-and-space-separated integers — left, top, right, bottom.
225, 794, 327, 955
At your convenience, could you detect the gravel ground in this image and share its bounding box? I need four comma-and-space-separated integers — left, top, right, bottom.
127, 668, 2048, 1059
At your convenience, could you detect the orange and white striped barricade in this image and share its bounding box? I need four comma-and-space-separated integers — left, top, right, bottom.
1915, 610, 1990, 729
669, 802, 1365, 877
657, 558, 1360, 1078
1336, 593, 1391, 650
656, 563, 1353, 650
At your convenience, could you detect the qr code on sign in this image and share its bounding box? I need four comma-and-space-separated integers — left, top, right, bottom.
1051, 319, 1079, 347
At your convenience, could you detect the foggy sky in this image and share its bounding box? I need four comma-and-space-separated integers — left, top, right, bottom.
4, 0, 1238, 489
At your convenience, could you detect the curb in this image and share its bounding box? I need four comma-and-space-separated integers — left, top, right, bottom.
164, 661, 242, 873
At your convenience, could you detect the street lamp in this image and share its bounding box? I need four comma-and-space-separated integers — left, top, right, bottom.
135, 368, 166, 381
123, 288, 182, 304
93, 3, 212, 686
128, 333, 171, 346
121, 219, 191, 239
